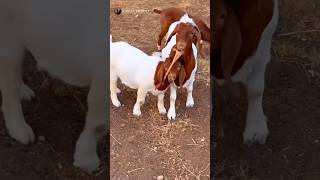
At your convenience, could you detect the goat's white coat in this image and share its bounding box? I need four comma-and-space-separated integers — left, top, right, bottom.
161, 14, 198, 120
0, 0, 107, 172
230, 0, 279, 145
110, 39, 167, 116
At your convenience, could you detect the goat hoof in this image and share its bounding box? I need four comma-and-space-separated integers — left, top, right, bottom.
167, 108, 176, 120
7, 121, 35, 144
116, 88, 121, 94
20, 83, 35, 101
133, 109, 141, 116
243, 117, 269, 146
186, 99, 194, 107
158, 106, 167, 115
112, 101, 121, 107
73, 154, 100, 173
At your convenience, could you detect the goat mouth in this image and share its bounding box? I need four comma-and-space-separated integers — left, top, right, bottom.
168, 74, 176, 83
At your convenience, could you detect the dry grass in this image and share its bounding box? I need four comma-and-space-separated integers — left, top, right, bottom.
146, 110, 210, 179
274, 0, 320, 84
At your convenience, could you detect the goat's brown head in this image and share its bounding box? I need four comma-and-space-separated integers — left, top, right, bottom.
154, 47, 187, 90
213, 0, 242, 82
166, 22, 201, 54
213, 0, 274, 82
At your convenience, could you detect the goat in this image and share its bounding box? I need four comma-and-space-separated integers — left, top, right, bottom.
110, 36, 186, 117
0, 0, 107, 172
153, 7, 210, 57
159, 14, 201, 120
212, 0, 279, 145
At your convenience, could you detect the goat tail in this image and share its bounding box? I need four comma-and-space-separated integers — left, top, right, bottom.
110, 35, 113, 43
153, 8, 162, 14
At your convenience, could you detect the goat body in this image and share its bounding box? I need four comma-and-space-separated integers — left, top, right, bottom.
110, 39, 167, 116
0, 0, 107, 172
160, 14, 199, 120
212, 0, 279, 145
153, 7, 210, 50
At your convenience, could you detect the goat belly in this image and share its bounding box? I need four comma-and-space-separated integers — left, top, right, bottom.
2, 0, 106, 87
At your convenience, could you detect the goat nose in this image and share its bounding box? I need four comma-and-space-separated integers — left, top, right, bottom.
177, 43, 185, 51
168, 74, 176, 82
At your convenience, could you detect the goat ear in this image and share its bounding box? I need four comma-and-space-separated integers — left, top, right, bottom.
194, 28, 202, 45
220, 6, 242, 81
154, 62, 165, 89
178, 66, 186, 86
193, 29, 202, 51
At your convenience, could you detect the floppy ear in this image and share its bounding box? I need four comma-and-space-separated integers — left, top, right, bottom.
154, 62, 165, 89
178, 65, 186, 86
165, 25, 178, 46
220, 6, 242, 81
194, 28, 202, 45
193, 28, 202, 52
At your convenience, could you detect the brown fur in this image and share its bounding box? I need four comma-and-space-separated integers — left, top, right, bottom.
154, 22, 199, 90
212, 0, 274, 80
167, 23, 199, 85
154, 53, 186, 91
154, 61, 170, 91
212, 0, 275, 139
153, 7, 210, 50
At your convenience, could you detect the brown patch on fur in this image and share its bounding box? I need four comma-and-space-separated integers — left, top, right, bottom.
212, 0, 274, 79
153, 7, 210, 48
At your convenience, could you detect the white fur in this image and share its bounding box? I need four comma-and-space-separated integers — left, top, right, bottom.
0, 0, 107, 172
110, 39, 167, 116
161, 14, 198, 120
231, 0, 279, 145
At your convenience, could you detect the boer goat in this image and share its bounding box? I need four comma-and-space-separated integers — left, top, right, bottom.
0, 0, 107, 172
159, 14, 201, 120
110, 36, 186, 117
212, 0, 279, 145
153, 7, 210, 53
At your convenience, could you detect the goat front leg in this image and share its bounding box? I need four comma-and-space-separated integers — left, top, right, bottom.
215, 89, 224, 141
133, 88, 147, 116
0, 44, 35, 144
186, 80, 195, 107
167, 85, 177, 120
73, 77, 107, 172
243, 58, 269, 145
157, 93, 166, 114
110, 73, 121, 107
20, 82, 35, 101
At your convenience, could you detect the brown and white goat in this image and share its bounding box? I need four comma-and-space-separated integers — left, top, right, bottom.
110, 35, 186, 118
212, 0, 279, 145
158, 15, 201, 120
153, 7, 210, 51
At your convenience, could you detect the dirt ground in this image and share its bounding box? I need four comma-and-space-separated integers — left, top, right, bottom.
215, 0, 320, 179
110, 0, 210, 179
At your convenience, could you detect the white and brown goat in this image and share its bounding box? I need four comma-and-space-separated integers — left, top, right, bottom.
156, 14, 202, 120
110, 36, 187, 117
212, 0, 279, 145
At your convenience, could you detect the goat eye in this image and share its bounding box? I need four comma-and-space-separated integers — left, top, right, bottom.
220, 14, 225, 19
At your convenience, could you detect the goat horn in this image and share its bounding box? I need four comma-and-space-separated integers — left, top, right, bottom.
163, 49, 183, 81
